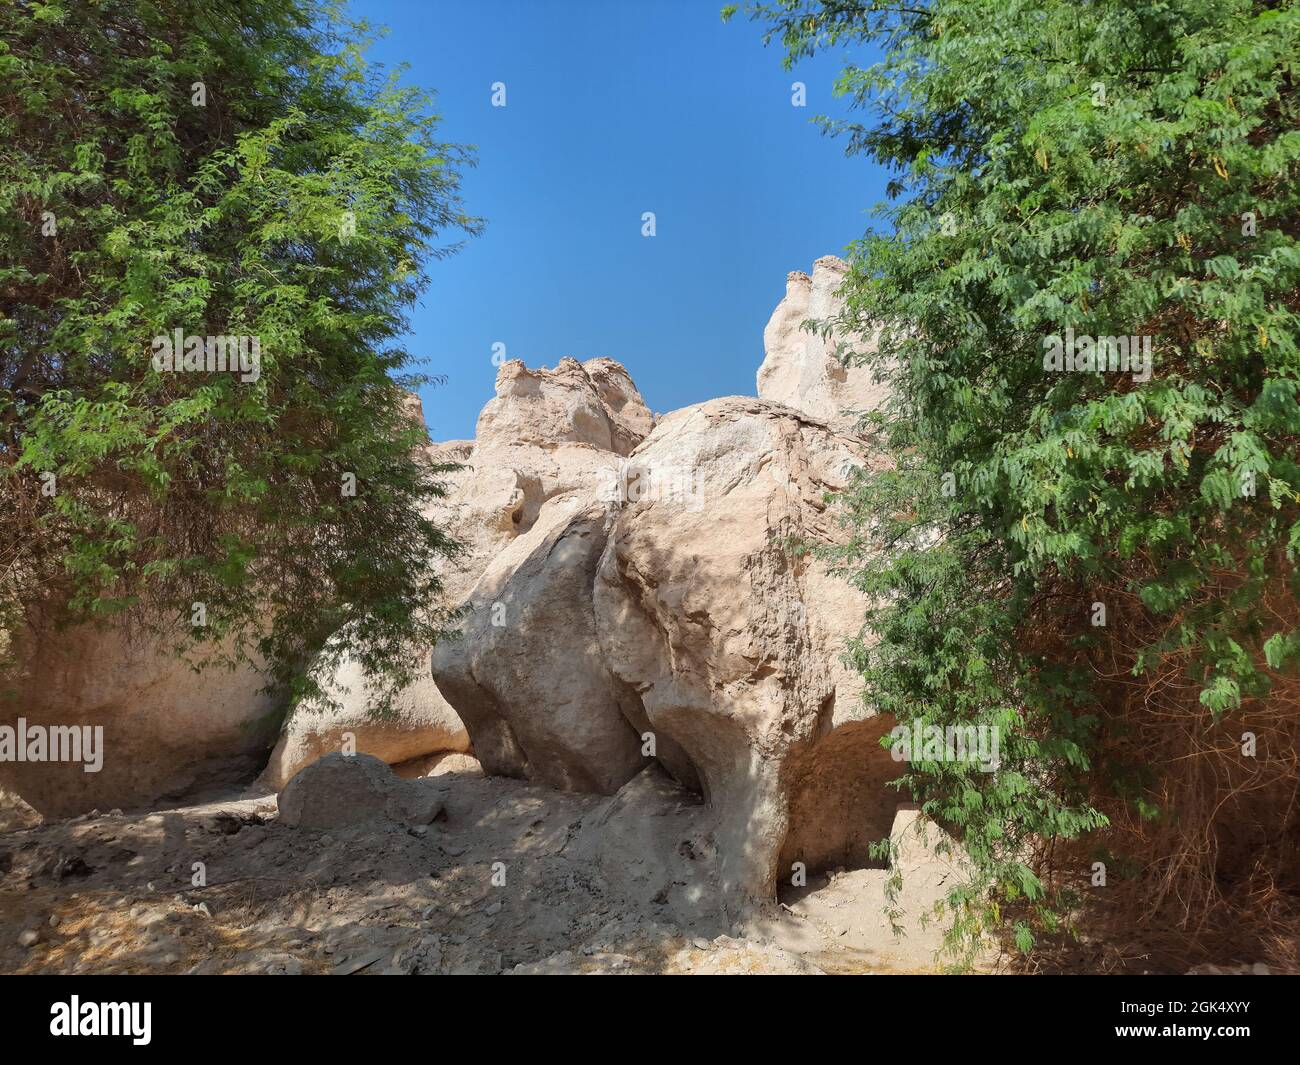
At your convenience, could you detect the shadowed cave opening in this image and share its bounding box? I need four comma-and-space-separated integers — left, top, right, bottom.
775, 715, 899, 894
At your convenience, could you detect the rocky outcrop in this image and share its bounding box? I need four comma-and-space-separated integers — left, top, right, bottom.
261, 656, 471, 790
0, 786, 42, 832
0, 624, 281, 818
424, 270, 900, 903
446, 357, 652, 555
476, 357, 653, 457
431, 496, 647, 794
593, 396, 896, 898
6, 260, 909, 917
267, 360, 656, 783
757, 256, 888, 432
2, 392, 459, 817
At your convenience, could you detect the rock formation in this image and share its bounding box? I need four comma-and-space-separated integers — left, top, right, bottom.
0, 257, 995, 979
5, 257, 910, 913
430, 497, 648, 793
261, 657, 471, 790
757, 255, 889, 431
431, 258, 901, 901
593, 396, 896, 898
276, 752, 445, 831
266, 357, 655, 786
0, 624, 280, 817
0, 785, 42, 832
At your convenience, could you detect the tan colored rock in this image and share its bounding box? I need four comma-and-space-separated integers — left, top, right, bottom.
0, 624, 279, 817
594, 396, 897, 899
276, 752, 444, 831
756, 804, 980, 972
477, 357, 652, 456
757, 256, 888, 430
418, 361, 653, 620
260, 656, 470, 790
0, 786, 42, 832
444, 357, 653, 555
0, 389, 445, 818
269, 363, 655, 783
431, 495, 647, 794
396, 751, 482, 779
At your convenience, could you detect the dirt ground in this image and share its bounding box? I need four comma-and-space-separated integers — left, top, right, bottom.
0, 763, 972, 975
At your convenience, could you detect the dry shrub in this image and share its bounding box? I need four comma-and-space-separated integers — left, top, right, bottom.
1033, 572, 1300, 973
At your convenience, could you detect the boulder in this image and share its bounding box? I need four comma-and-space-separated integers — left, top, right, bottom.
401, 751, 482, 778
0, 786, 42, 832
594, 396, 898, 899
757, 256, 888, 431
276, 752, 444, 831
430, 495, 648, 794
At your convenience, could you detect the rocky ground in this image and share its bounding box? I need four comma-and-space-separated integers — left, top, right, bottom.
0, 758, 973, 976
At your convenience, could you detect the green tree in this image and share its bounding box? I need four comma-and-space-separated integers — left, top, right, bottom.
1, 0, 480, 706
729, 0, 1299, 964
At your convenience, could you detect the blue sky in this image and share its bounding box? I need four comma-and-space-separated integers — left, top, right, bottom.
348, 0, 887, 440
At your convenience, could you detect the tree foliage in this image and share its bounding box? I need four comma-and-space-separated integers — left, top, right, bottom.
1, 0, 480, 704
730, 0, 1300, 963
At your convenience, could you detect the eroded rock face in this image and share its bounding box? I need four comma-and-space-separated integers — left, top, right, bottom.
261, 657, 471, 791
477, 357, 653, 457
0, 785, 42, 831
594, 396, 897, 898
0, 625, 280, 818
269, 362, 656, 782
3, 391, 462, 818
431, 496, 647, 794
426, 300, 899, 901
451, 357, 653, 549
6, 264, 908, 917
757, 256, 888, 431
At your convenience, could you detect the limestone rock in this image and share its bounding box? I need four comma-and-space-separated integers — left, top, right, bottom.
276, 752, 444, 831
270, 363, 655, 784
395, 751, 483, 779
0, 625, 280, 817
757, 256, 888, 430
431, 496, 647, 794
0, 786, 42, 832
448, 357, 653, 555
756, 805, 976, 972
0, 388, 445, 818
476, 357, 652, 456
261, 656, 470, 790
594, 396, 897, 899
